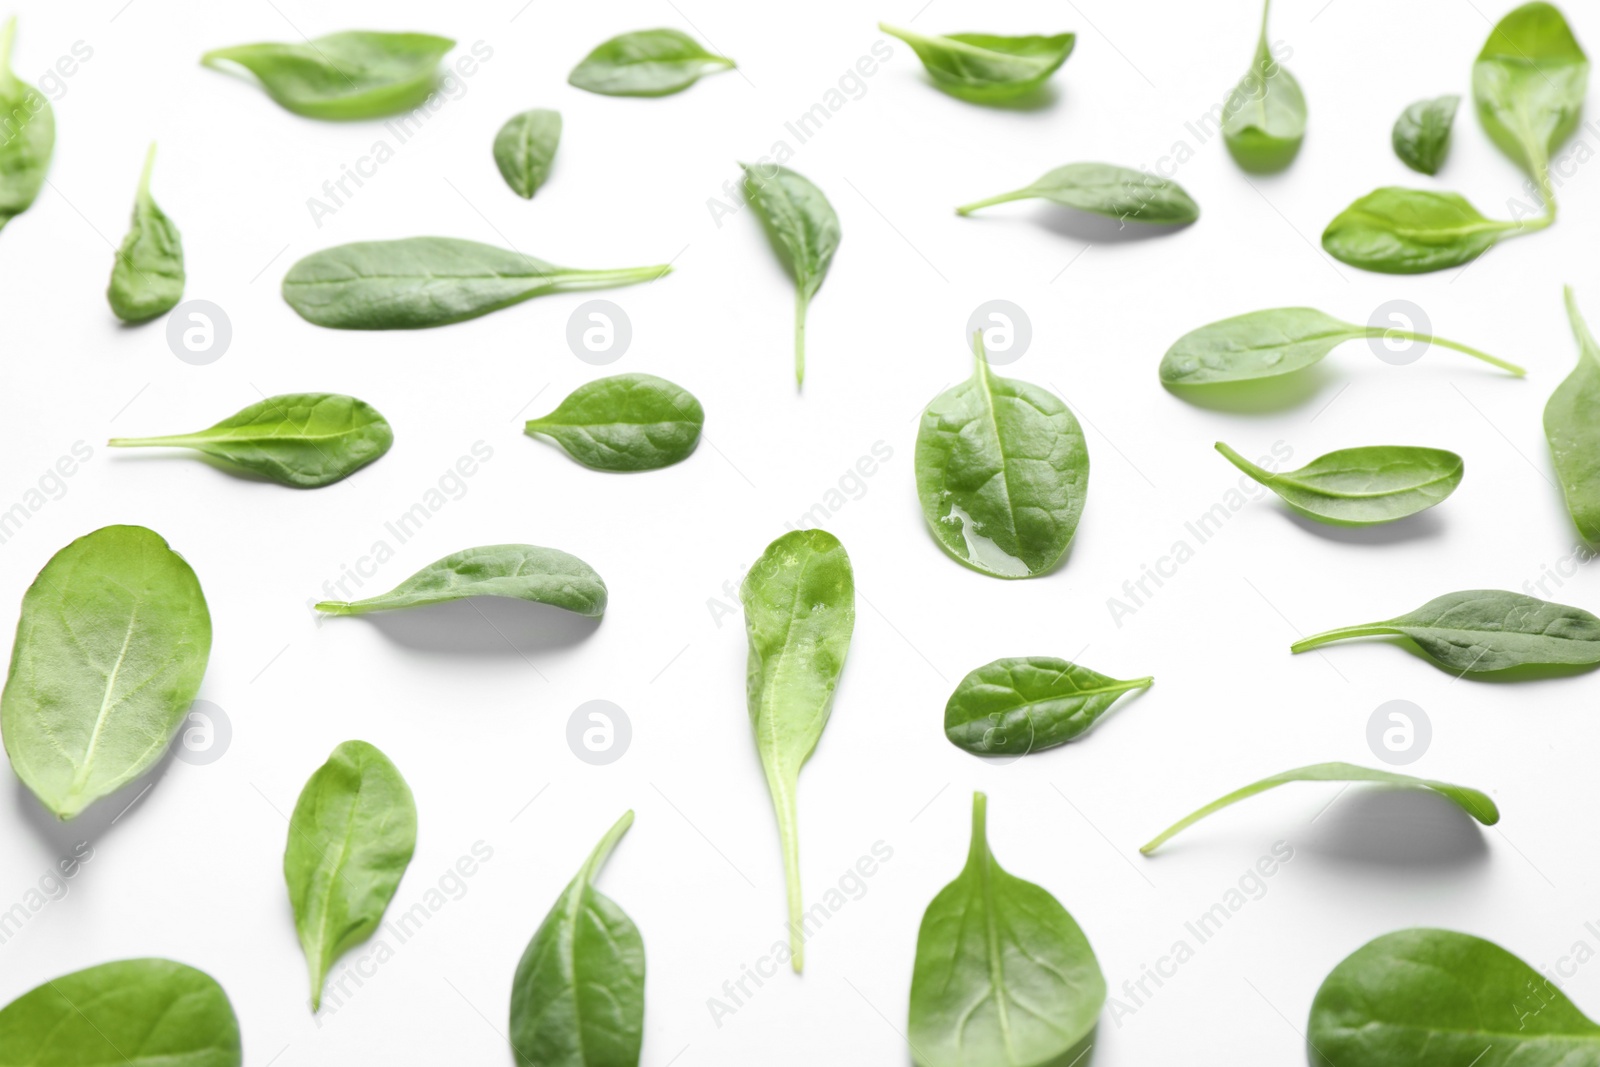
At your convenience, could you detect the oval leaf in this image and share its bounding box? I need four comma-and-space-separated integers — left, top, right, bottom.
1222, 0, 1306, 173
0, 18, 53, 233
957, 161, 1199, 223
525, 373, 703, 471
315, 544, 607, 617
877, 24, 1074, 101
1216, 441, 1463, 526
201, 31, 454, 119
1322, 187, 1520, 273
108, 143, 184, 323
945, 657, 1150, 756
1473, 2, 1588, 180
1392, 94, 1459, 175
568, 28, 734, 97
741, 163, 839, 385
493, 109, 561, 198
1545, 286, 1600, 541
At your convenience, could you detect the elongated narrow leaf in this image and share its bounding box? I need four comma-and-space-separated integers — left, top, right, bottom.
1545, 286, 1600, 541
1, 525, 211, 820
1222, 0, 1306, 172
909, 793, 1104, 1067
286, 741, 416, 1012
281, 237, 671, 329
108, 143, 184, 323
944, 656, 1151, 756
1292, 589, 1600, 672
316, 544, 606, 617
1216, 441, 1463, 526
525, 373, 702, 471
201, 31, 454, 119
110, 393, 391, 488
568, 28, 734, 97
494, 109, 561, 198
1473, 3, 1588, 181
0, 958, 241, 1067
1322, 187, 1523, 273
0, 18, 52, 234
916, 334, 1088, 578
741, 163, 839, 385
509, 811, 644, 1067
877, 24, 1074, 101
1392, 94, 1459, 175
1141, 762, 1498, 853
956, 161, 1199, 223
741, 530, 854, 972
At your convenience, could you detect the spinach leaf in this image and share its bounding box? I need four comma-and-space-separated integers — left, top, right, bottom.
286, 740, 416, 1012
509, 811, 643, 1067
741, 530, 854, 972
1321, 187, 1529, 273
908, 792, 1104, 1067
1392, 94, 1459, 175
109, 393, 392, 488
494, 109, 561, 199
568, 28, 734, 97
916, 334, 1089, 579
524, 373, 703, 471
200, 31, 454, 119
0, 15, 52, 234
945, 657, 1151, 756
1291, 589, 1600, 673
1, 526, 210, 820
956, 161, 1199, 224
0, 958, 241, 1067
1309, 928, 1600, 1066
1141, 763, 1498, 854
1473, 2, 1588, 186
1222, 0, 1306, 172
281, 237, 671, 330
107, 144, 184, 323
876, 24, 1074, 102
1547, 287, 1600, 541
1159, 306, 1524, 386
1215, 441, 1463, 526
315, 544, 606, 617
741, 163, 839, 386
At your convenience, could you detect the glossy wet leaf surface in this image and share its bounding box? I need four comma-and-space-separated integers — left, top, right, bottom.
0, 17, 54, 233
1392, 94, 1459, 175
944, 656, 1151, 756
1222, 0, 1306, 172
108, 143, 184, 323
741, 163, 839, 384
956, 161, 1199, 224
525, 373, 703, 471
315, 544, 607, 617
1545, 287, 1600, 542
201, 31, 454, 119
494, 109, 561, 198
568, 28, 733, 97
878, 24, 1073, 101
1216, 441, 1463, 526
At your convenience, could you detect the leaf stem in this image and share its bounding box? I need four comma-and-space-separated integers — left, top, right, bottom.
138, 142, 157, 199
794, 288, 808, 387
1565, 285, 1600, 363
1289, 623, 1401, 653
968, 791, 988, 866
955, 190, 1029, 217
1140, 777, 1288, 854
563, 264, 674, 290
1213, 442, 1273, 485
577, 809, 634, 890
107, 435, 201, 448
1365, 329, 1526, 377
0, 16, 15, 79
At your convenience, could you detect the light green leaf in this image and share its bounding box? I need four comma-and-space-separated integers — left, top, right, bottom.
493, 109, 561, 198
944, 656, 1151, 756
1545, 286, 1600, 542
315, 544, 607, 617
525, 373, 703, 471
877, 24, 1074, 102
956, 161, 1199, 223
568, 28, 734, 97
1473, 2, 1588, 182
201, 31, 454, 119
1321, 187, 1528, 274
1392, 94, 1460, 175
1216, 441, 1463, 525
741, 163, 839, 385
0, 17, 54, 233
108, 143, 184, 323
1222, 0, 1306, 172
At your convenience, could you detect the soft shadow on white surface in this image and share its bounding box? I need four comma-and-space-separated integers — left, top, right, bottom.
1299, 787, 1490, 869
1161, 367, 1338, 414
106, 449, 279, 485
1281, 508, 1447, 545
10, 745, 178, 850
337, 596, 603, 657
1031, 208, 1196, 244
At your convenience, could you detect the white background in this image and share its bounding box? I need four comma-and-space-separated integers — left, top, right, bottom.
1, 0, 1597, 1063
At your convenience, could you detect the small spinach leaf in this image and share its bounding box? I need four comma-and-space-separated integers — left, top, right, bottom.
1545, 286, 1600, 541
286, 740, 416, 1012
281, 236, 671, 329
509, 811, 644, 1067
1, 525, 211, 820
909, 792, 1104, 1067
916, 334, 1089, 579
108, 143, 184, 323
0, 17, 52, 234
1473, 2, 1588, 185
1321, 187, 1529, 273
109, 393, 392, 488
1222, 0, 1306, 172
315, 544, 606, 617
877, 24, 1074, 102
0, 958, 241, 1067
1291, 589, 1600, 672
1141, 763, 1498, 854
200, 31, 454, 119
1216, 441, 1463, 526
1392, 94, 1459, 175
568, 28, 734, 97
493, 109, 561, 199
741, 530, 854, 972
741, 163, 839, 385
956, 161, 1199, 223
945, 657, 1151, 756
525, 373, 703, 471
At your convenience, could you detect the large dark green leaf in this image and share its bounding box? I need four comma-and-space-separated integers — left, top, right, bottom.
944, 656, 1151, 756
877, 24, 1073, 102
741, 163, 839, 385
1545, 287, 1600, 542
0, 17, 53, 233
957, 161, 1198, 224
107, 143, 184, 323
1321, 188, 1522, 274
525, 373, 703, 471
1215, 442, 1463, 526
1222, 0, 1306, 172
568, 28, 733, 97
315, 544, 607, 617
201, 31, 454, 119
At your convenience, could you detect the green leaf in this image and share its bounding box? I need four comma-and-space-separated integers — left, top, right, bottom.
493, 109, 561, 199
1141, 763, 1498, 854
568, 28, 734, 97
1, 525, 211, 820
956, 161, 1199, 223
1321, 187, 1526, 273
1222, 0, 1306, 173
1215, 441, 1464, 526
944, 656, 1151, 756
1291, 589, 1600, 673
200, 31, 454, 120
109, 393, 392, 488
908, 792, 1104, 1067
1547, 287, 1600, 542
525, 373, 703, 472
286, 740, 416, 1012
1309, 928, 1600, 1066
0, 17, 54, 233
740, 530, 854, 972
509, 811, 644, 1067
0, 958, 241, 1067
1392, 94, 1459, 175
740, 163, 839, 385
315, 544, 607, 617
1159, 306, 1524, 386
1473, 2, 1588, 182
916, 334, 1089, 579
877, 24, 1074, 102
107, 143, 184, 323
281, 236, 671, 330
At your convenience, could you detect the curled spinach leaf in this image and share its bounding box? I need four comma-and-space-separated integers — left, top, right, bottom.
741, 163, 839, 385
1545, 286, 1600, 541
0, 16, 53, 233
956, 161, 1199, 224
1392, 94, 1459, 175
1222, 0, 1306, 172
201, 31, 454, 119
1216, 441, 1463, 526
568, 28, 734, 97
316, 544, 606, 618
108, 143, 184, 323
525, 373, 703, 471
945, 656, 1151, 756
877, 24, 1074, 102
494, 109, 561, 199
